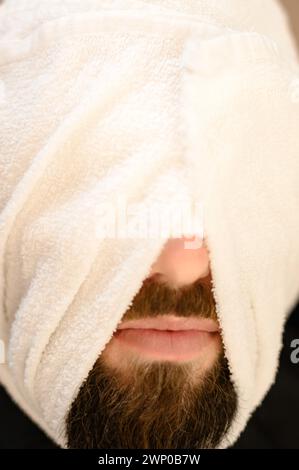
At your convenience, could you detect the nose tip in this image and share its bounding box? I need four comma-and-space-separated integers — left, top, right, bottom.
147, 236, 210, 288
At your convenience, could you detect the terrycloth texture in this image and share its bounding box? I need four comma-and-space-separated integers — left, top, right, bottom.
0, 0, 299, 448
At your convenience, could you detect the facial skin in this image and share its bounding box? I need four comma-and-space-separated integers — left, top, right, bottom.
66, 237, 237, 449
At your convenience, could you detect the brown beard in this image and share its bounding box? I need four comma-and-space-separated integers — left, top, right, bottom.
66, 275, 238, 449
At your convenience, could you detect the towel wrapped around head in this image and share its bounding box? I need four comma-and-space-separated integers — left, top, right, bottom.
0, 0, 299, 448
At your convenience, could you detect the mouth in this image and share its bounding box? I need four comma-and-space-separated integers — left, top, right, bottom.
114, 315, 221, 362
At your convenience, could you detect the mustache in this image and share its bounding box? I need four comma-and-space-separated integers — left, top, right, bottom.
121, 274, 217, 323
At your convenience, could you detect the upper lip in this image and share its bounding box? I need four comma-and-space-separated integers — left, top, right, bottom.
117, 315, 219, 333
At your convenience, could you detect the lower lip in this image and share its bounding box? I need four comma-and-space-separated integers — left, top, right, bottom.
114, 328, 219, 362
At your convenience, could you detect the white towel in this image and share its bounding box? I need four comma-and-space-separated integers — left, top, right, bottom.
0, 0, 299, 448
